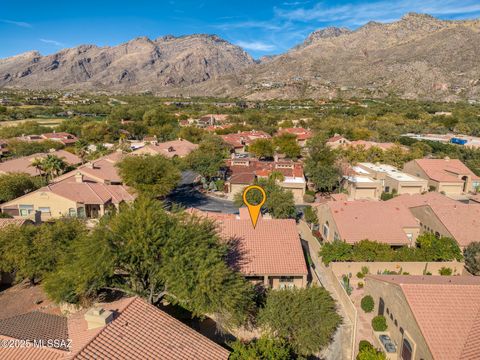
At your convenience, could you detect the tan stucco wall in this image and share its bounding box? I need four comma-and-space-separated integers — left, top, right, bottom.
1, 190, 78, 220
365, 277, 434, 360
316, 204, 341, 242
270, 275, 307, 289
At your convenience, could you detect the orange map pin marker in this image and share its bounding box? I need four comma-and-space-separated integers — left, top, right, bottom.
242, 185, 267, 229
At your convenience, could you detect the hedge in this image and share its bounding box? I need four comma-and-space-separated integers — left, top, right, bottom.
372, 315, 388, 332
361, 295, 374, 313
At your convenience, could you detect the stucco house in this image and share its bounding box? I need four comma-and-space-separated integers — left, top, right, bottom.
225, 157, 306, 203
132, 139, 198, 158
316, 199, 420, 246
403, 158, 480, 195
277, 127, 312, 147
189, 208, 308, 289
1, 172, 134, 221
364, 275, 480, 360
221, 130, 271, 153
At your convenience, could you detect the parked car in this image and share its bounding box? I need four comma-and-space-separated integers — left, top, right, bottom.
379, 334, 397, 353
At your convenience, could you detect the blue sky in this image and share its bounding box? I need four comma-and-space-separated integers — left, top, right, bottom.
1, 0, 480, 59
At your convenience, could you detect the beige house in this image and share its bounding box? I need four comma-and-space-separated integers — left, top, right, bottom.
316, 199, 420, 246
364, 275, 480, 360
132, 139, 198, 158
403, 158, 480, 195
225, 157, 306, 204
389, 192, 480, 249
189, 208, 308, 289
1, 173, 134, 221
357, 163, 428, 195
342, 169, 383, 200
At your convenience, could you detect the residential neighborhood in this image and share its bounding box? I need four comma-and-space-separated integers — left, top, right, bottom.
1, 91, 480, 360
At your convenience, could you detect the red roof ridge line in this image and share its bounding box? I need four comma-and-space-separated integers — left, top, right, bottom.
69, 296, 138, 358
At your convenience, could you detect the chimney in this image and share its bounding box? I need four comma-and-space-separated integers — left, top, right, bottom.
86, 162, 95, 169
84, 307, 114, 330
274, 154, 279, 162
75, 172, 83, 183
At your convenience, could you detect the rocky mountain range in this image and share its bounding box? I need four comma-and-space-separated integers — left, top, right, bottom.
1, 13, 479, 101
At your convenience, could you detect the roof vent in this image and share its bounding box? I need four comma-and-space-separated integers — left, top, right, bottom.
84, 307, 114, 330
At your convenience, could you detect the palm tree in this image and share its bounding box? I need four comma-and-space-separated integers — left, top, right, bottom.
74, 139, 89, 164
30, 155, 68, 181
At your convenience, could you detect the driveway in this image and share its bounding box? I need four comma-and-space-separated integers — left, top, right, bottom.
167, 186, 239, 213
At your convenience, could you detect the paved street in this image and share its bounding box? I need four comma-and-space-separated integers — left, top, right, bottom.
167, 186, 239, 213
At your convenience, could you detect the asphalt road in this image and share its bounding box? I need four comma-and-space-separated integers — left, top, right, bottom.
167, 186, 239, 213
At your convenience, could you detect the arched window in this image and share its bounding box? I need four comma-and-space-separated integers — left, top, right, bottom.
378, 297, 385, 316
401, 338, 413, 360
323, 221, 329, 238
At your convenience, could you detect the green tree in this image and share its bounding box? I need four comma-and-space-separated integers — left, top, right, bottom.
185, 136, 229, 180
36, 154, 69, 180
44, 197, 254, 327
273, 134, 301, 159
304, 136, 341, 192
234, 177, 296, 219
303, 206, 318, 226
249, 139, 274, 159
464, 242, 480, 275
229, 337, 300, 360
0, 173, 41, 203
116, 155, 180, 197
319, 241, 353, 265
178, 126, 206, 144
356, 343, 387, 360
0, 219, 85, 284
416, 233, 462, 261
258, 287, 341, 356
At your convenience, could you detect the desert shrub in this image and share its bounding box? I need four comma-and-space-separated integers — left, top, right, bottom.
438, 267, 453, 276
303, 193, 315, 203
357, 282, 364, 289
359, 340, 373, 351
372, 315, 387, 332
464, 242, 480, 275
361, 295, 374, 313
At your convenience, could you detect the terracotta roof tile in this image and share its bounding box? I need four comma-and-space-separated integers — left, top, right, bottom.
325, 200, 419, 245
133, 139, 198, 158
0, 218, 31, 229
368, 275, 480, 360
217, 216, 308, 276
413, 158, 480, 182
0, 150, 81, 176
221, 131, 271, 148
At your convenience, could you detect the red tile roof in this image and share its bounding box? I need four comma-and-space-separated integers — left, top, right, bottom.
0, 150, 82, 176
227, 159, 304, 185
41, 132, 78, 145
0, 218, 31, 229
133, 139, 198, 158
367, 275, 480, 360
217, 213, 307, 276
411, 158, 480, 182
325, 200, 419, 245
277, 127, 312, 141
221, 131, 271, 149
389, 193, 480, 247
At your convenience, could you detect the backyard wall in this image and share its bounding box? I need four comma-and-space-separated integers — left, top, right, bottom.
329, 260, 466, 279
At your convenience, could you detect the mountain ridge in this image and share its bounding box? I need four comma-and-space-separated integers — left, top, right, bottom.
1, 13, 479, 101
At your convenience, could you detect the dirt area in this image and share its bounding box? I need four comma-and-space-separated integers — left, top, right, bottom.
0, 118, 64, 127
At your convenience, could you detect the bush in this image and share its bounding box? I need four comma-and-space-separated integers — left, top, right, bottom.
357, 282, 364, 289
303, 193, 315, 203
464, 242, 480, 275
371, 315, 388, 332
357, 271, 365, 279
359, 340, 373, 351
361, 295, 374, 313
438, 266, 453, 276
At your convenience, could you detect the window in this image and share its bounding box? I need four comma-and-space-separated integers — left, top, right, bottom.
400, 327, 404, 335
406, 233, 413, 242
68, 208, 77, 217
386, 308, 390, 315
38, 207, 51, 215
77, 207, 86, 218
394, 319, 398, 327
280, 277, 294, 283
378, 298, 385, 316
385, 186, 390, 193
435, 231, 440, 238
19, 205, 34, 217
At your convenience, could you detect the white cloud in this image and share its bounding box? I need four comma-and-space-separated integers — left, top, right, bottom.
40, 38, 64, 47
274, 0, 480, 25
1, 19, 32, 28
235, 40, 276, 51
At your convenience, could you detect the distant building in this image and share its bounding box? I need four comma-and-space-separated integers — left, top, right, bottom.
190, 208, 308, 289
357, 163, 428, 195
132, 139, 198, 158
326, 134, 404, 151
221, 130, 271, 153
365, 275, 480, 360
403, 158, 480, 195
0, 150, 82, 177
0, 139, 9, 158
277, 127, 313, 147
15, 132, 78, 146
225, 157, 306, 203
315, 198, 420, 246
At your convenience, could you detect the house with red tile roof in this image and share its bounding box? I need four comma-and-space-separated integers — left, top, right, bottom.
1, 172, 134, 221
277, 127, 312, 147
403, 158, 480, 195
364, 275, 480, 360
0, 294, 229, 360
132, 139, 198, 158
0, 150, 82, 177
316, 199, 420, 246
191, 208, 308, 289
326, 134, 405, 151
389, 192, 480, 249
15, 132, 78, 146
221, 130, 271, 153
225, 157, 306, 203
